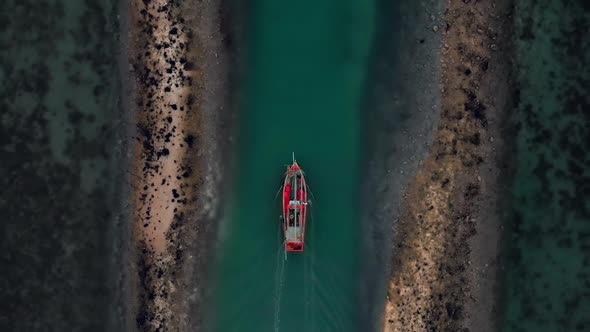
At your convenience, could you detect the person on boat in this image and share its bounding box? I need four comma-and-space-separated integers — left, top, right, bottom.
289, 212, 294, 226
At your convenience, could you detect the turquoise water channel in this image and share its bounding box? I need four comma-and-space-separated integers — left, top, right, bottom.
212, 1, 375, 331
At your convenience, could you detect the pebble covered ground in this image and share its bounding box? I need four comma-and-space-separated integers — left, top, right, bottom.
126, 0, 231, 330
383, 0, 514, 330
359, 0, 445, 329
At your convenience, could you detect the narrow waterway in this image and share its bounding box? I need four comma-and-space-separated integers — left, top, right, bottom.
212, 1, 375, 331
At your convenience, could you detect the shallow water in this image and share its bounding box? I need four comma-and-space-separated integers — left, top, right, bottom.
0, 0, 123, 330
501, 0, 590, 331
211, 1, 375, 331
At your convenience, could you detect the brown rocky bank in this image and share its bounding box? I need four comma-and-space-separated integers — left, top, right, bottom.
383, 0, 514, 331
124, 0, 232, 330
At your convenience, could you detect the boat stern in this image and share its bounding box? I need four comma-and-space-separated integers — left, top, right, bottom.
286, 241, 304, 252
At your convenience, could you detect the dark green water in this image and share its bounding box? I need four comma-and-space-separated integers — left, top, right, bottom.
0, 0, 125, 330
502, 0, 590, 331
213, 1, 375, 331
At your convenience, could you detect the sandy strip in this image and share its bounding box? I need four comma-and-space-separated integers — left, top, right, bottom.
383, 0, 513, 330
127, 0, 206, 330
130, 0, 200, 255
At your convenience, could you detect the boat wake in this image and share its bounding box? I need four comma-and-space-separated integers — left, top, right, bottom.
273, 222, 286, 332
308, 203, 317, 332
303, 200, 316, 332
304, 227, 315, 332
274, 183, 316, 332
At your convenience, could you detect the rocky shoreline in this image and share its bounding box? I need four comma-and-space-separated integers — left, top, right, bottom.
124, 0, 232, 330
382, 0, 515, 331
360, 0, 445, 329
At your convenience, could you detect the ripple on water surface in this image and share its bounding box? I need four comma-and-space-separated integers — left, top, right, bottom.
211, 0, 376, 331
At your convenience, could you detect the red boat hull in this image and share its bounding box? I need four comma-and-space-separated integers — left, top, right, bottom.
282, 160, 307, 252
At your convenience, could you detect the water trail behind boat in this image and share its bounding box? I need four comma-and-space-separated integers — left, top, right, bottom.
304, 231, 310, 331
302, 198, 317, 331
273, 221, 286, 332
309, 202, 317, 332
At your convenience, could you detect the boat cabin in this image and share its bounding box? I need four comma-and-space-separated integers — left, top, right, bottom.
283, 165, 307, 252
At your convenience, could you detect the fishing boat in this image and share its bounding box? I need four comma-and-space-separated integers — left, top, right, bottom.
282, 153, 308, 252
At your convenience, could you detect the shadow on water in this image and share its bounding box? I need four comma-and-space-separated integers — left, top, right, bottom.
359, 0, 444, 329
358, 0, 404, 329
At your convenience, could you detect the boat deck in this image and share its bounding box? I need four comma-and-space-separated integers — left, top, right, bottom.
282, 157, 307, 251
